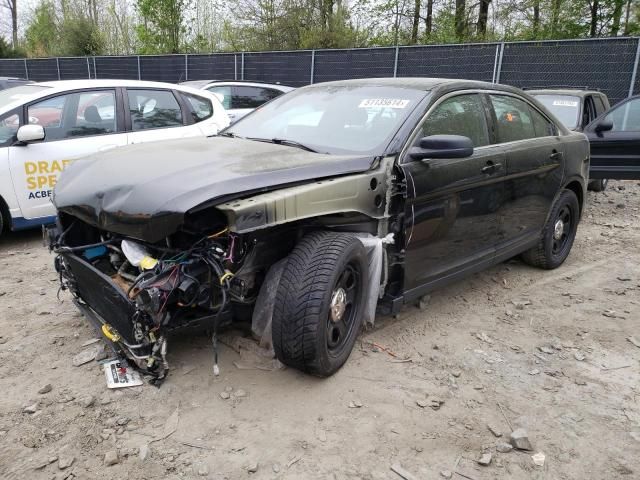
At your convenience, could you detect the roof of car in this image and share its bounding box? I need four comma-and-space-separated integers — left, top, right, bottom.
180, 79, 295, 90
526, 88, 605, 97
304, 77, 524, 94
0, 79, 217, 114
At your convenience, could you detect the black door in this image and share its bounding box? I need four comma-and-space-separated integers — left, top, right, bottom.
401, 93, 507, 295
487, 93, 564, 247
586, 96, 640, 180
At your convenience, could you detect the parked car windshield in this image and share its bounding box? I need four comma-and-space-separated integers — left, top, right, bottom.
532, 94, 580, 129
226, 85, 428, 155
0, 84, 51, 108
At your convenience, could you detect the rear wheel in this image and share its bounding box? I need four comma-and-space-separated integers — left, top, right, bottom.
589, 179, 608, 192
272, 231, 368, 376
0, 206, 5, 237
522, 189, 579, 269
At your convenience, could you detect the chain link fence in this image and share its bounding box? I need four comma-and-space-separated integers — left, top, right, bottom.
1, 37, 639, 105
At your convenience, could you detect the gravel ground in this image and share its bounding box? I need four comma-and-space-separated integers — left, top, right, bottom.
0, 181, 639, 480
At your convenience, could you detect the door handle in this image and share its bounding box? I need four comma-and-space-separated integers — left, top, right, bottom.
549, 151, 563, 161
482, 161, 502, 174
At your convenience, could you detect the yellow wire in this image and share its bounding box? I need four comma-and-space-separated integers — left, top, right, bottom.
208, 227, 229, 239
219, 271, 234, 285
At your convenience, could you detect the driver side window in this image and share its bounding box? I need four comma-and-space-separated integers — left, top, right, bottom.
416, 94, 489, 147
604, 98, 640, 132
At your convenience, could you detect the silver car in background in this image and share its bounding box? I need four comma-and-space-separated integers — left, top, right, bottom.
180, 80, 294, 123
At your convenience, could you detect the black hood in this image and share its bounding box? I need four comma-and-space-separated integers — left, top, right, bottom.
54, 136, 376, 242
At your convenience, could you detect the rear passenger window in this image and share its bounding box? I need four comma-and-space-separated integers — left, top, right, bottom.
207, 86, 231, 109
181, 93, 213, 122
417, 94, 489, 147
127, 89, 183, 131
232, 86, 281, 109
28, 90, 117, 142
529, 107, 556, 137
490, 95, 536, 143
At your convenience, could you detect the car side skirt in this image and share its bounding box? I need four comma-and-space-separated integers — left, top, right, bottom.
393, 234, 539, 313
11, 215, 56, 231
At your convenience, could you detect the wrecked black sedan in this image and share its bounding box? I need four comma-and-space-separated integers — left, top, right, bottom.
48, 78, 589, 379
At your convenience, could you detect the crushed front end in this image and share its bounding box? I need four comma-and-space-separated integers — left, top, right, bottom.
47, 209, 266, 383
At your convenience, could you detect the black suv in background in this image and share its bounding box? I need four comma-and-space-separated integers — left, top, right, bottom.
528, 88, 610, 191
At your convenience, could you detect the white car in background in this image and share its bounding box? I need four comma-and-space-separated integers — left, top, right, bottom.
180, 80, 294, 123
0, 79, 229, 236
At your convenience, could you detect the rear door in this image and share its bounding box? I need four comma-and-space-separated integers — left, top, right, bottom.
8, 88, 127, 220
487, 93, 564, 246
401, 92, 507, 294
586, 96, 640, 179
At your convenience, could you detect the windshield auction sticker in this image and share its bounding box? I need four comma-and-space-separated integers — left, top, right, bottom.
358, 98, 410, 108
552, 100, 579, 107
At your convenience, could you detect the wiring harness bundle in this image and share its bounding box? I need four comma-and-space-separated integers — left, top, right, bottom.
50, 223, 245, 384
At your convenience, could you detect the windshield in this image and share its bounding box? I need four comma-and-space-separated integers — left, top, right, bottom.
0, 84, 51, 109
226, 85, 428, 155
532, 94, 580, 129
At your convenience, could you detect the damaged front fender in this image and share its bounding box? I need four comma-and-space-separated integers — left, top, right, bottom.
217, 158, 393, 233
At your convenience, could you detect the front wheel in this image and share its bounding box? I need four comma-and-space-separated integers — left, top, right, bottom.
521, 189, 579, 270
589, 179, 608, 192
272, 231, 368, 376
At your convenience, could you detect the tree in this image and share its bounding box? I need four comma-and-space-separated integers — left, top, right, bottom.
136, 0, 192, 54
589, 0, 599, 37
610, 0, 625, 35
3, 0, 17, 48
455, 0, 466, 41
0, 35, 26, 58
25, 1, 58, 56
59, 15, 104, 55
410, 0, 421, 44
477, 0, 491, 38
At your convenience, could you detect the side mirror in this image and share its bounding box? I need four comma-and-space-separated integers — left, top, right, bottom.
409, 134, 474, 161
16, 124, 45, 144
594, 119, 613, 133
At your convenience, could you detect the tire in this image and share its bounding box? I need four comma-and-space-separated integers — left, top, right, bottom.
272, 231, 368, 376
589, 179, 608, 192
0, 207, 4, 236
521, 189, 579, 270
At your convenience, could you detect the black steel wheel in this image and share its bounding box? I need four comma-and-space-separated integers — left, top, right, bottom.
272, 231, 368, 376
522, 189, 579, 270
551, 204, 572, 256
326, 262, 362, 357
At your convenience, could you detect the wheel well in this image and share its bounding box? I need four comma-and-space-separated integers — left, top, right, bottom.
564, 181, 584, 216
0, 195, 10, 233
